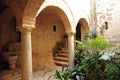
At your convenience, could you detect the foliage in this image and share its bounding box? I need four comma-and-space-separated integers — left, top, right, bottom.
75, 36, 109, 53
115, 49, 120, 55
100, 25, 105, 35
90, 36, 109, 51
83, 53, 107, 80
74, 49, 84, 66
55, 66, 87, 80
105, 61, 120, 80
55, 68, 70, 80
54, 31, 120, 80
52, 42, 62, 56
91, 29, 98, 39
75, 40, 87, 50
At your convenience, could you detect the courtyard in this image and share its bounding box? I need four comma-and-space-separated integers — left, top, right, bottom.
0, 67, 62, 80
0, 0, 120, 80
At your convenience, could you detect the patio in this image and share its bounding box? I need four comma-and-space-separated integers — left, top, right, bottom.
0, 67, 62, 80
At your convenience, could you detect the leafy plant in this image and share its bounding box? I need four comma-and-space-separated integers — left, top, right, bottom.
52, 42, 62, 56
74, 49, 84, 66
75, 40, 87, 50
54, 30, 120, 80
90, 36, 109, 53
91, 29, 98, 39
55, 66, 87, 80
105, 61, 120, 80
83, 53, 107, 80
100, 25, 105, 35
55, 68, 70, 80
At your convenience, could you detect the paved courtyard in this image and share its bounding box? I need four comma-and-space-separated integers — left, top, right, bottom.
0, 67, 62, 80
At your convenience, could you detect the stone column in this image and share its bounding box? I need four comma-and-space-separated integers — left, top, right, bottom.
67, 32, 75, 66
21, 28, 33, 80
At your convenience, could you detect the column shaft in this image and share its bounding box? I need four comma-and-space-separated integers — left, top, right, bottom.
68, 32, 75, 66
21, 28, 33, 80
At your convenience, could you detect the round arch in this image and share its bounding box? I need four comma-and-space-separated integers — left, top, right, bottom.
5, 0, 23, 29
23, 0, 74, 32
74, 10, 91, 31
75, 18, 90, 40
39, 6, 72, 32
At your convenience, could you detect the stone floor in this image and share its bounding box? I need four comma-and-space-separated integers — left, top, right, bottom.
0, 67, 62, 80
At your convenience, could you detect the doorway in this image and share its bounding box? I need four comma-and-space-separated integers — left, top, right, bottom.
76, 23, 81, 41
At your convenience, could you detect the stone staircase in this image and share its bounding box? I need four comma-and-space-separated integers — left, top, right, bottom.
53, 48, 68, 67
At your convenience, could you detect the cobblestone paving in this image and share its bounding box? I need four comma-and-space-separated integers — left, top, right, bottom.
0, 67, 62, 80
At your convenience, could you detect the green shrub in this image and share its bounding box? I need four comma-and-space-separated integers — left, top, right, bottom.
52, 42, 62, 56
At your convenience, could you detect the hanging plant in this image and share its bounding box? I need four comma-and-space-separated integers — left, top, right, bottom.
63, 33, 68, 39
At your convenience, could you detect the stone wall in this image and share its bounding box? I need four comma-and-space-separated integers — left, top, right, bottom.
32, 12, 65, 70
0, 8, 20, 52
96, 0, 120, 45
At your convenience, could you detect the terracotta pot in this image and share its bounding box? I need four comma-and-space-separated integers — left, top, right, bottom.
7, 55, 18, 69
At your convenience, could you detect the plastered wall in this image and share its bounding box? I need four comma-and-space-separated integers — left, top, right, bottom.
32, 12, 65, 70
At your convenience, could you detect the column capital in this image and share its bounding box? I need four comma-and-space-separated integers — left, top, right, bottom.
20, 27, 34, 32
67, 32, 76, 36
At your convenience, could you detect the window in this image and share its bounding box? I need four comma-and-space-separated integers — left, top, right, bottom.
53, 24, 56, 32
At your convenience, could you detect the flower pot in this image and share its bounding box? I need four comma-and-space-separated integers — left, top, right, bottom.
7, 55, 18, 69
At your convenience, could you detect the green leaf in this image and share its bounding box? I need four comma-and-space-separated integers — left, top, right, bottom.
55, 70, 63, 80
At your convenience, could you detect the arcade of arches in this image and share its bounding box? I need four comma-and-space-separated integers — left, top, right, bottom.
0, 0, 120, 80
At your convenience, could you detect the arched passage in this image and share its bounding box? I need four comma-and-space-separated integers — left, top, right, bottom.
32, 5, 73, 70
23, 0, 74, 32
0, 1, 21, 71
75, 18, 90, 40
21, 0, 75, 79
76, 23, 82, 40
5, 0, 23, 29
22, 0, 75, 70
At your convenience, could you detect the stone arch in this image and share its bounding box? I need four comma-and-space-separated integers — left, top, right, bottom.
5, 0, 23, 29
74, 10, 91, 31
75, 18, 90, 40
79, 18, 90, 32
23, 0, 74, 32
23, 0, 45, 28
39, 6, 72, 32
0, 1, 22, 43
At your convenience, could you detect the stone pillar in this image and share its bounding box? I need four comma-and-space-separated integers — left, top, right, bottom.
21, 28, 33, 80
67, 32, 75, 66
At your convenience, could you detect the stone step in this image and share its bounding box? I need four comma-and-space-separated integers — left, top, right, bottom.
60, 52, 68, 54
53, 48, 68, 67
54, 61, 68, 67
61, 48, 68, 53
58, 53, 68, 58
53, 57, 68, 62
